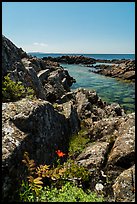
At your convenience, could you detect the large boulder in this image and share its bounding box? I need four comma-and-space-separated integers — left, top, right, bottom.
61, 101, 80, 135
25, 66, 47, 99
76, 142, 110, 169
107, 114, 135, 168
2, 98, 80, 201
74, 88, 98, 119
74, 88, 124, 121
112, 165, 135, 202
44, 68, 75, 103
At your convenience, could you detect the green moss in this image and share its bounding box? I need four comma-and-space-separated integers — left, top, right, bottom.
68, 127, 90, 158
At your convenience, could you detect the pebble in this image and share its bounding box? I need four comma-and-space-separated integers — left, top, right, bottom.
95, 183, 104, 191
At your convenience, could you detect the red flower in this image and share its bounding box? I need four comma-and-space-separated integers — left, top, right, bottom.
56, 150, 66, 157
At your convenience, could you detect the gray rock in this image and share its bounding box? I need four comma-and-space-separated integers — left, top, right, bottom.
37, 69, 50, 82
112, 165, 135, 202
25, 67, 47, 100
74, 88, 124, 121
2, 98, 80, 201
108, 125, 135, 168
76, 142, 110, 169
2, 35, 26, 77
59, 92, 76, 104
61, 101, 80, 135
62, 77, 70, 91
75, 88, 92, 119
45, 69, 73, 102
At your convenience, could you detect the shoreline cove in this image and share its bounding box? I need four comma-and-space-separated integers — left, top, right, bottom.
29, 53, 135, 113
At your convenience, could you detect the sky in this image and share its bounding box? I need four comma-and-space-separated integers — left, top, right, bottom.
2, 2, 135, 54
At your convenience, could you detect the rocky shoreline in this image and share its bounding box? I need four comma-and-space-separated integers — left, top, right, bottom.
92, 59, 135, 82
42, 55, 135, 82
2, 35, 135, 202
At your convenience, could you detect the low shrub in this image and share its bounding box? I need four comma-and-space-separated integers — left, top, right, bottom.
2, 74, 35, 102
19, 181, 104, 202
19, 180, 36, 202
38, 181, 104, 202
62, 158, 90, 183
19, 151, 104, 202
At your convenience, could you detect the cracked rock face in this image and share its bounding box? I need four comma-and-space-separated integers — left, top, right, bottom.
112, 165, 135, 202
76, 112, 135, 202
107, 126, 135, 168
2, 98, 80, 201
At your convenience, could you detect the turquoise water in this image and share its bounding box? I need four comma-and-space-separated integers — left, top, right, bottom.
61, 63, 135, 113
28, 53, 135, 60
94, 62, 118, 66
29, 52, 135, 113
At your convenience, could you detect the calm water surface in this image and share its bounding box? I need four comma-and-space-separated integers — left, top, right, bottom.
28, 53, 135, 60
61, 63, 135, 113
29, 53, 135, 113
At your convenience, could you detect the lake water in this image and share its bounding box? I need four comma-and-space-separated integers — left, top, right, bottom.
29, 53, 135, 113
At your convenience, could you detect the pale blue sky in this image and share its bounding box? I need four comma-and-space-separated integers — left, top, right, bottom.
2, 2, 135, 54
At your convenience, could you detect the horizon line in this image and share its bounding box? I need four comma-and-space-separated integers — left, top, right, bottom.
27, 52, 135, 55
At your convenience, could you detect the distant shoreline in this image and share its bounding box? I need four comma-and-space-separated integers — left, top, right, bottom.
28, 52, 135, 60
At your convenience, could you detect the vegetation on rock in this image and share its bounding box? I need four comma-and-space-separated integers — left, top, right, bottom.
68, 127, 90, 158
18, 151, 104, 202
2, 74, 35, 102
